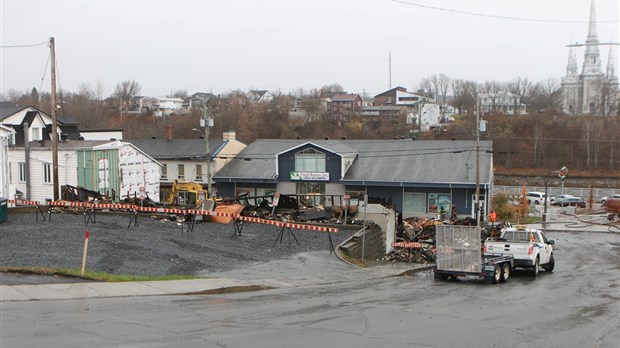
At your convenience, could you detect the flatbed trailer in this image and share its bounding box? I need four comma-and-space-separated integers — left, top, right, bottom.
433, 225, 514, 284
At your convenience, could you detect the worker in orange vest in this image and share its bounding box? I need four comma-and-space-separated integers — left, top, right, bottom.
488, 210, 497, 227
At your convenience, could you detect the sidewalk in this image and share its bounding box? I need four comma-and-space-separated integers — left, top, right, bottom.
0, 263, 431, 302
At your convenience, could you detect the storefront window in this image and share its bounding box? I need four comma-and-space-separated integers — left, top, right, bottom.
428, 193, 451, 214
404, 193, 426, 214
296, 182, 325, 207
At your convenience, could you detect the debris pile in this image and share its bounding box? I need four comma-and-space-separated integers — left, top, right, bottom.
385, 216, 481, 264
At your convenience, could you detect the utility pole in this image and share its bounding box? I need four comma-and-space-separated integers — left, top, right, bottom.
50, 37, 59, 201
475, 97, 481, 225
202, 106, 212, 197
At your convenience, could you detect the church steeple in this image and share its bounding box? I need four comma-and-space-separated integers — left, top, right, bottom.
566, 46, 578, 76
607, 48, 616, 79
582, 0, 602, 75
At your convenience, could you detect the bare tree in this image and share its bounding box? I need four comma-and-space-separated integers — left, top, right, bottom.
420, 74, 450, 105
481, 80, 503, 113
303, 88, 323, 123
94, 81, 106, 102
450, 79, 477, 114
600, 77, 620, 117
320, 83, 344, 95
530, 78, 561, 112
113, 80, 142, 104
508, 77, 533, 115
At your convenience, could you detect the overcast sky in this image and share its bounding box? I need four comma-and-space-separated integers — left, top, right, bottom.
1, 0, 618, 98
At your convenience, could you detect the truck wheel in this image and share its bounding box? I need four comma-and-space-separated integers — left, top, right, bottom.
500, 263, 510, 282
532, 257, 539, 277
543, 254, 555, 272
493, 264, 502, 283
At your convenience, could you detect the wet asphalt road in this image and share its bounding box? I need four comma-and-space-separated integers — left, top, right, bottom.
1, 231, 619, 348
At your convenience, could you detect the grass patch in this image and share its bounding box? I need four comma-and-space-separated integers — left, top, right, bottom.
0, 266, 202, 282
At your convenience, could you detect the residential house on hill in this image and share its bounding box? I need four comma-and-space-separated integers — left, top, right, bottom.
330, 93, 362, 125
152, 97, 184, 117
479, 91, 527, 115
248, 90, 274, 104
370, 87, 445, 131
182, 92, 219, 111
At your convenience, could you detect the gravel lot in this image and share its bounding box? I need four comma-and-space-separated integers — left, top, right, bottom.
0, 210, 358, 277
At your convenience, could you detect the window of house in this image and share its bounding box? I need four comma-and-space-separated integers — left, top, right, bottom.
18, 162, 26, 182
161, 164, 167, 179
178, 164, 185, 179
43, 163, 52, 183
195, 164, 203, 181
295, 148, 325, 172
31, 127, 41, 141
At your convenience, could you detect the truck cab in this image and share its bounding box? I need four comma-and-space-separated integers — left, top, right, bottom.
484, 226, 555, 276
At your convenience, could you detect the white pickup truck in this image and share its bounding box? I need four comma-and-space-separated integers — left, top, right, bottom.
484, 226, 555, 276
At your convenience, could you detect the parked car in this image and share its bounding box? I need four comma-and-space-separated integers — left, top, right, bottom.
551, 197, 586, 208
525, 192, 546, 205
601, 194, 620, 206
550, 194, 576, 204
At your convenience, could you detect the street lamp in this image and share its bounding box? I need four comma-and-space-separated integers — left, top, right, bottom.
192, 109, 213, 197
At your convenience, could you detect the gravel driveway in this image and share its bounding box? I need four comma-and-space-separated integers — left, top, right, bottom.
0, 210, 358, 277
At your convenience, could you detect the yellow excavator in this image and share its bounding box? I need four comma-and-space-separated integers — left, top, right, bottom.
168, 180, 205, 206
167, 180, 243, 223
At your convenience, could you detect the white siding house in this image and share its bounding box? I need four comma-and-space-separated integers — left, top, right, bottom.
0, 124, 16, 198
7, 140, 161, 204
8, 142, 80, 203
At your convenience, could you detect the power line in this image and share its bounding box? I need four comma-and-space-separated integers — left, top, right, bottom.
38, 50, 51, 92
386, 0, 620, 24
0, 41, 49, 49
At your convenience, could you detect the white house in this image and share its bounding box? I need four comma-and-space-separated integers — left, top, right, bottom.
0, 124, 15, 198
407, 103, 443, 131
152, 97, 184, 117
479, 91, 527, 115
7, 140, 162, 204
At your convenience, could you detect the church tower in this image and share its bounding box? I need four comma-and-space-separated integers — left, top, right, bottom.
561, 46, 581, 115
561, 0, 619, 116
581, 0, 602, 75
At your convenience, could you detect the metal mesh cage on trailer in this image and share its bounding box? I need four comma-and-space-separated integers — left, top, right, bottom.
435, 225, 482, 273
